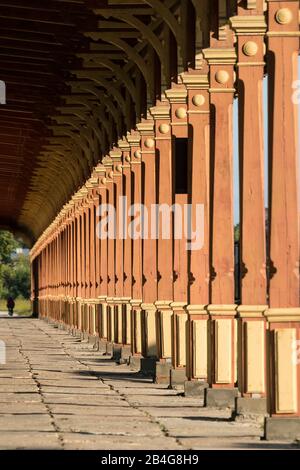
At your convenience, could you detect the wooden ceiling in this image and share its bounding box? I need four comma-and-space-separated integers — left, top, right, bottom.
0, 0, 211, 243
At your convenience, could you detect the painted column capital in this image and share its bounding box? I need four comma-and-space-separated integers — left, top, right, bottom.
230, 15, 267, 35
165, 85, 188, 137
136, 119, 155, 156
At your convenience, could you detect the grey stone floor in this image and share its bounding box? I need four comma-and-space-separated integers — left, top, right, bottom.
0, 315, 298, 450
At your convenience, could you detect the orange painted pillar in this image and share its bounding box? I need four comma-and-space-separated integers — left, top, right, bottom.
75, 202, 83, 332
181, 70, 211, 386
110, 149, 124, 346
103, 157, 115, 346
165, 84, 189, 376
119, 138, 133, 348
91, 174, 101, 337
137, 119, 158, 358
264, 0, 300, 440
95, 165, 109, 343
231, 4, 268, 415
58, 226, 63, 323
69, 210, 74, 329
84, 189, 91, 334
87, 178, 98, 337
127, 131, 143, 357
203, 43, 238, 406
150, 101, 174, 363
80, 190, 88, 332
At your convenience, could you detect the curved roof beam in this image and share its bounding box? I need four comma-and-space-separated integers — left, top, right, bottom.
143, 0, 184, 68
85, 32, 155, 102
66, 82, 123, 137
93, 11, 167, 86
77, 54, 138, 106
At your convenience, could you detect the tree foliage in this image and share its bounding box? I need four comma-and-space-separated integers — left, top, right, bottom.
0, 230, 18, 264
0, 231, 30, 300
234, 224, 240, 242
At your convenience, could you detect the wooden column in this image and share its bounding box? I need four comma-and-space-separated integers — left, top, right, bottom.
66, 211, 71, 327
59, 224, 63, 323
181, 71, 211, 384
87, 178, 98, 337
95, 165, 109, 343
137, 120, 158, 358
75, 200, 83, 332
80, 189, 88, 332
110, 149, 124, 346
231, 7, 268, 409
119, 138, 133, 347
165, 84, 189, 373
203, 45, 238, 400
150, 101, 174, 363
83, 189, 90, 334
127, 131, 143, 357
69, 206, 75, 329
91, 173, 101, 337
103, 157, 115, 345
264, 0, 300, 439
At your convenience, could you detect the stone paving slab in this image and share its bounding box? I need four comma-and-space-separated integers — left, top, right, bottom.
47, 404, 144, 417
0, 393, 43, 403
55, 415, 163, 436
138, 407, 230, 418
0, 431, 61, 450
40, 388, 115, 396
42, 395, 130, 406
0, 316, 298, 450
0, 414, 54, 431
177, 437, 297, 450
0, 384, 39, 393
157, 417, 262, 438
62, 434, 181, 450
0, 403, 47, 414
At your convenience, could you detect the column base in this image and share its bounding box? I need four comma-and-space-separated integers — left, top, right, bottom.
184, 380, 209, 398
205, 387, 239, 409
104, 342, 113, 356
141, 357, 157, 378
112, 344, 132, 364
169, 368, 187, 388
232, 397, 267, 423
155, 300, 173, 360
264, 417, 300, 441
128, 355, 142, 371
87, 334, 99, 346
72, 328, 82, 338
98, 339, 108, 354
117, 345, 132, 364
141, 303, 158, 357
155, 361, 172, 384
112, 344, 122, 361
82, 331, 89, 340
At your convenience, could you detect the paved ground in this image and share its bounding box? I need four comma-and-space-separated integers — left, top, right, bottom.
0, 314, 298, 450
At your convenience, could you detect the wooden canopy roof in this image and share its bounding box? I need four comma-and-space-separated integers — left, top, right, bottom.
0, 0, 214, 243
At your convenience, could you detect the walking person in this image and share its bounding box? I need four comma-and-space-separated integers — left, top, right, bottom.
7, 296, 15, 317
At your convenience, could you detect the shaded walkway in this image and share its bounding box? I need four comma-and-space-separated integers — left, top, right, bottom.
0, 317, 297, 450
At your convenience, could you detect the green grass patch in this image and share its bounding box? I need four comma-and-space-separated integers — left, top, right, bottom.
0, 297, 32, 316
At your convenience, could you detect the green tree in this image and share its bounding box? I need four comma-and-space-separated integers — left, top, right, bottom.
0, 231, 30, 300
234, 224, 240, 242
1, 255, 30, 300
0, 230, 18, 265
